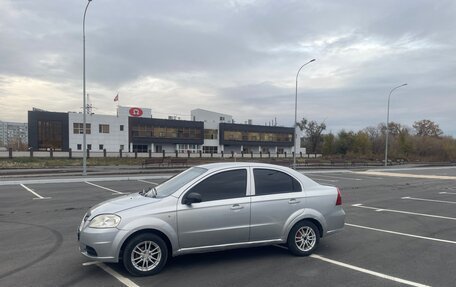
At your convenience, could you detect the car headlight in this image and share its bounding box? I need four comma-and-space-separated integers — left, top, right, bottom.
89, 214, 121, 229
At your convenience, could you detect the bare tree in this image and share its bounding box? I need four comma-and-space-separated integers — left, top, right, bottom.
413, 119, 443, 137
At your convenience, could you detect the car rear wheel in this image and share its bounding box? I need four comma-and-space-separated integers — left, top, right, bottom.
287, 220, 320, 256
122, 233, 168, 276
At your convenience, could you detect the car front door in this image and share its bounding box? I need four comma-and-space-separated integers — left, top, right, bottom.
177, 168, 250, 249
250, 168, 305, 241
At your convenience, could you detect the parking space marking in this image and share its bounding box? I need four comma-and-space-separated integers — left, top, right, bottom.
273, 245, 429, 287
82, 261, 99, 266
308, 177, 338, 183
309, 174, 362, 181
19, 184, 50, 200
346, 223, 456, 245
352, 203, 456, 220
439, 191, 456, 195
357, 171, 456, 180
402, 196, 456, 204
0, 175, 172, 186
310, 254, 430, 287
85, 182, 126, 195
95, 262, 140, 287
137, 179, 159, 185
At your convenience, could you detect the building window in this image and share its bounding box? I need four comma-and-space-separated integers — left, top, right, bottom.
73, 123, 91, 134
177, 144, 200, 153
87, 144, 92, 150
223, 130, 293, 143
37, 120, 63, 150
99, 144, 104, 150
77, 144, 82, 150
203, 146, 218, 154
131, 124, 202, 140
220, 116, 225, 121
204, 129, 218, 140
120, 144, 124, 151
99, 124, 110, 134
120, 125, 124, 131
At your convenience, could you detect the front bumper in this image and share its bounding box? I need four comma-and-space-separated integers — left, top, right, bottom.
78, 226, 128, 263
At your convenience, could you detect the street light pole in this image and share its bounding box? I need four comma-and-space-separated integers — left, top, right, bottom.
82, 0, 92, 176
293, 59, 316, 169
384, 83, 407, 167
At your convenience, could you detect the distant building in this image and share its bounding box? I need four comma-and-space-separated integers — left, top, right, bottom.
28, 106, 296, 154
0, 120, 28, 149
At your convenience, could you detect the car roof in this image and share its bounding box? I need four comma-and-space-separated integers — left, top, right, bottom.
198, 162, 287, 170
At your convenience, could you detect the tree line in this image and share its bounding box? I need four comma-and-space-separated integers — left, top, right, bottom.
299, 118, 456, 162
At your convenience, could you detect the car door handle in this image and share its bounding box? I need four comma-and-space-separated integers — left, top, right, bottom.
230, 204, 244, 210
288, 199, 300, 204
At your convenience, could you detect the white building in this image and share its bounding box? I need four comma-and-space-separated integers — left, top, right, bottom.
0, 120, 28, 148
68, 106, 151, 152
191, 108, 232, 154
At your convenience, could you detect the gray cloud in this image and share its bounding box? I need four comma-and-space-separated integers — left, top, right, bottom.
0, 0, 455, 136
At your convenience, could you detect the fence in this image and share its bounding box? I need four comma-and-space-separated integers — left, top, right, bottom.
0, 148, 320, 160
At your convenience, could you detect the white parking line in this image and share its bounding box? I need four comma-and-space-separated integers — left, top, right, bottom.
351, 203, 456, 220
310, 174, 362, 181
85, 181, 125, 195
95, 262, 140, 287
82, 261, 99, 266
309, 177, 339, 183
439, 191, 456, 195
137, 179, 159, 185
0, 175, 172, 186
357, 171, 456, 180
346, 223, 456, 245
310, 254, 430, 287
20, 184, 50, 199
272, 245, 429, 287
402, 196, 456, 204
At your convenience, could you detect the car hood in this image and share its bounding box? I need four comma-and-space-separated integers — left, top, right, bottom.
88, 193, 161, 217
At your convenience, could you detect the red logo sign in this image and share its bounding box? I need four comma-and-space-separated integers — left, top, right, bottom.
129, 107, 143, 117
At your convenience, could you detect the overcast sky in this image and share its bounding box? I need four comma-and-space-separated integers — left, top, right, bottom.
1, 0, 455, 135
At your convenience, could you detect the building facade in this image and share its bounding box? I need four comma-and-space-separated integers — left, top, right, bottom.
68, 112, 129, 153
0, 120, 28, 149
28, 110, 69, 151
28, 107, 297, 154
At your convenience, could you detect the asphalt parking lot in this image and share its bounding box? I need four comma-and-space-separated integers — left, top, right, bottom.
1, 167, 455, 287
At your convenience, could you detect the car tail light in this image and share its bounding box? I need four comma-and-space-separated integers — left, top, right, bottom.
336, 187, 342, 206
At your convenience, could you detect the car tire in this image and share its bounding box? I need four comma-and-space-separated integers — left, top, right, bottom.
122, 233, 168, 276
287, 220, 320, 256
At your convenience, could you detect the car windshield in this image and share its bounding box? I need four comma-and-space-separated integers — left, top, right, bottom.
149, 167, 207, 198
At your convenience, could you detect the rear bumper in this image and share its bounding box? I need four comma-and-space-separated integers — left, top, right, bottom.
324, 207, 345, 237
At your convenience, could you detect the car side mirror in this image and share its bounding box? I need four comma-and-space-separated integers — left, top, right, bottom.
184, 192, 202, 205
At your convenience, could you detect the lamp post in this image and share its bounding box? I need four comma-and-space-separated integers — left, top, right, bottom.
293, 59, 316, 169
82, 0, 92, 176
384, 83, 407, 167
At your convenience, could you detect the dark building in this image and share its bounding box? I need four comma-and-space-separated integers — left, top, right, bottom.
28, 110, 69, 151
129, 117, 204, 152
219, 123, 294, 153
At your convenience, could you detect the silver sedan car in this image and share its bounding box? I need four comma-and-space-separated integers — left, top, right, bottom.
78, 162, 345, 276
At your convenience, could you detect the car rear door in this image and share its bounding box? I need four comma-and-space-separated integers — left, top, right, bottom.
177, 168, 250, 248
249, 168, 305, 241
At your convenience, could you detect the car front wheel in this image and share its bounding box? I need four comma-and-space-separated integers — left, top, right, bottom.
287, 220, 320, 256
122, 233, 168, 276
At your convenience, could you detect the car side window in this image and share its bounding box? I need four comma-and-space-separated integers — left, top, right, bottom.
253, 169, 302, 196
186, 169, 247, 202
